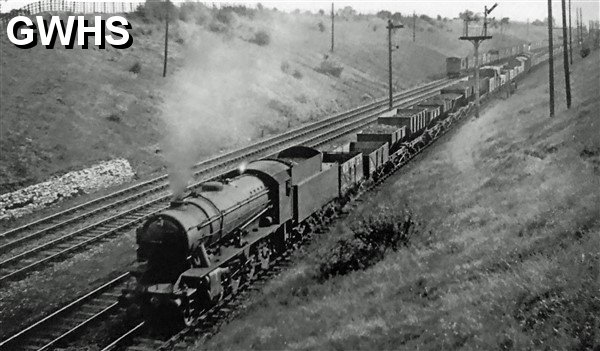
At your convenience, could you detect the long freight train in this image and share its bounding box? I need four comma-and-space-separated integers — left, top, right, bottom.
121, 47, 556, 328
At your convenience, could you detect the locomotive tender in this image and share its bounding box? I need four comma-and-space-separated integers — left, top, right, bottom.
124, 48, 547, 327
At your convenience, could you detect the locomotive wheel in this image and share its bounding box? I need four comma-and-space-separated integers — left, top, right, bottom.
260, 247, 271, 270
230, 276, 241, 295
182, 303, 196, 327
245, 256, 256, 281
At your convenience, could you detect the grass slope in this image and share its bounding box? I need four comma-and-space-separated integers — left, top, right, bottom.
195, 52, 600, 350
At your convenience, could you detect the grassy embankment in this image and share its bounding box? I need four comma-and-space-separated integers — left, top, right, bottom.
195, 51, 600, 350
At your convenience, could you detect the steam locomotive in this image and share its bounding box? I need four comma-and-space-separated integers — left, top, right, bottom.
121, 47, 553, 328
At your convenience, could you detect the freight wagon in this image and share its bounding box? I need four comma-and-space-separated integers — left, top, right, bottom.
378, 108, 429, 137
350, 141, 389, 179
358, 124, 407, 151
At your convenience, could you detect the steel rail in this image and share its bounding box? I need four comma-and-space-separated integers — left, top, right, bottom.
0, 80, 455, 284
0, 273, 130, 351
0, 78, 449, 243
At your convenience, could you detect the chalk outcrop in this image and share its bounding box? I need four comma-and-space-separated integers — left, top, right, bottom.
0, 159, 135, 220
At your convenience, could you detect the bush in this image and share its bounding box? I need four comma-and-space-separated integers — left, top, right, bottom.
208, 21, 228, 33
136, 0, 178, 21
318, 21, 325, 32
129, 62, 142, 74
319, 209, 418, 279
250, 30, 271, 46
295, 94, 308, 104
267, 99, 295, 118
107, 113, 121, 122
292, 69, 303, 79
215, 8, 236, 25
316, 58, 343, 78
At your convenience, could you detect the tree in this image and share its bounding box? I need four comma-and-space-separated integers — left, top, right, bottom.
338, 6, 356, 19
318, 9, 324, 16
459, 9, 481, 23
437, 14, 442, 21
532, 19, 544, 26
499, 17, 510, 38
488, 17, 499, 29
376, 10, 391, 19
391, 12, 402, 22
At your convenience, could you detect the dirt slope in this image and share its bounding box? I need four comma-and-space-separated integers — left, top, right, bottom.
0, 7, 547, 195
194, 51, 600, 350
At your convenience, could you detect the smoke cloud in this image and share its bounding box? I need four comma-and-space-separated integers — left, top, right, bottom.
161, 28, 274, 199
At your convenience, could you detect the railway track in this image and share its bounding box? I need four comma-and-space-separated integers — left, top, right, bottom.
0, 273, 130, 351
0, 79, 455, 351
0, 78, 455, 284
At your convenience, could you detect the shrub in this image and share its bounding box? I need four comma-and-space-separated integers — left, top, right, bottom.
208, 21, 228, 33
215, 8, 236, 25
251, 30, 271, 46
137, 0, 178, 21
267, 99, 295, 118
292, 69, 303, 79
107, 113, 121, 122
316, 58, 343, 78
319, 209, 418, 279
318, 21, 325, 32
295, 94, 308, 104
129, 62, 142, 74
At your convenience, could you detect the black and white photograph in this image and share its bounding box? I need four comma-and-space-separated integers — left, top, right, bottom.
0, 0, 599, 349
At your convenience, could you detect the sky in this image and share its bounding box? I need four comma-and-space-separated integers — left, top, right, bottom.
2, 0, 599, 24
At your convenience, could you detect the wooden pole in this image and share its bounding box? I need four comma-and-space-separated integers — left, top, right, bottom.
163, 0, 169, 77
330, 3, 334, 52
569, 0, 573, 64
561, 0, 571, 108
386, 20, 403, 110
547, 0, 555, 117
388, 19, 393, 110
413, 12, 416, 42
473, 40, 481, 118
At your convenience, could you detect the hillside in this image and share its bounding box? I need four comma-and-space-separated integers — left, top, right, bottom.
194, 51, 600, 350
0, 5, 547, 197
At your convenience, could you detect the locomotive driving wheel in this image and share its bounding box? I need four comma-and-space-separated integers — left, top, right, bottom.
245, 256, 256, 282
182, 301, 196, 327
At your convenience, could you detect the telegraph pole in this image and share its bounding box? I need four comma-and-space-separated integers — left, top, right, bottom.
569, 0, 572, 64
387, 19, 404, 110
330, 3, 334, 52
547, 0, 555, 117
561, 0, 571, 108
163, 0, 170, 77
580, 8, 583, 41
460, 3, 496, 118
413, 12, 416, 42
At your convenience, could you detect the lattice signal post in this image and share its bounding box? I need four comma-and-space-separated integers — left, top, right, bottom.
459, 3, 497, 118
